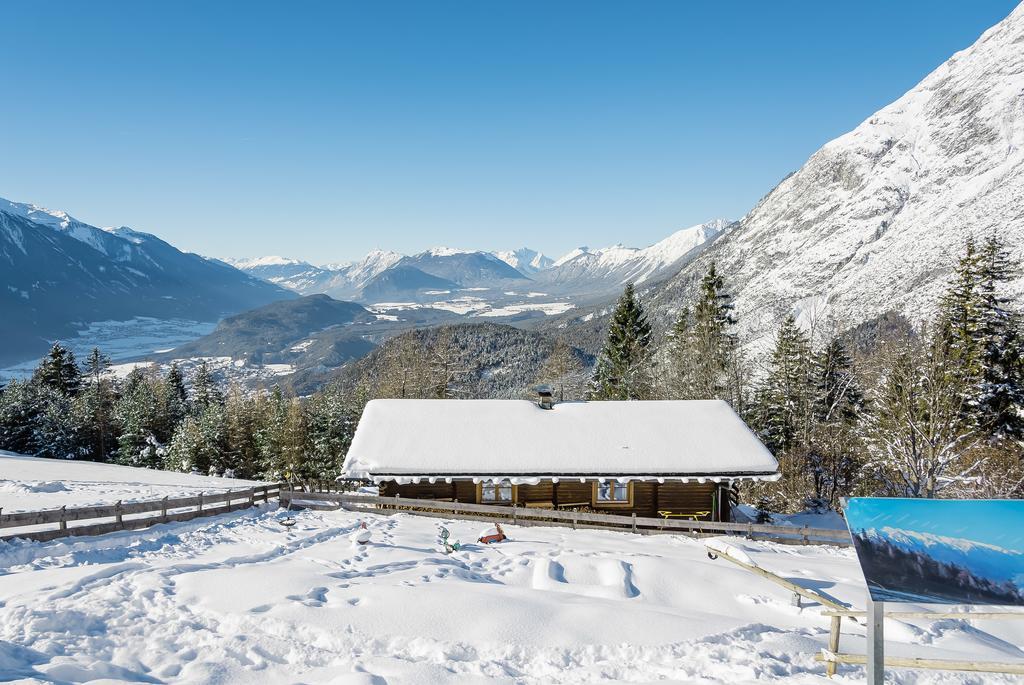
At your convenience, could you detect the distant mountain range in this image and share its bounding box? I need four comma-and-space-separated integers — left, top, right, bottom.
0, 198, 293, 366
226, 219, 731, 305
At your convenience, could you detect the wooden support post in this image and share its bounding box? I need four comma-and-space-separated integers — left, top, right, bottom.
512, 503, 518, 526
747, 522, 753, 539
198, 492, 204, 514
631, 512, 637, 533
59, 505, 67, 532
249, 488, 256, 508
572, 513, 577, 530
115, 500, 124, 528
162, 496, 169, 522
866, 596, 884, 685
826, 615, 842, 677
802, 525, 810, 545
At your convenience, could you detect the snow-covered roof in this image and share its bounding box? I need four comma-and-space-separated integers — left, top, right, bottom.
343, 399, 779, 484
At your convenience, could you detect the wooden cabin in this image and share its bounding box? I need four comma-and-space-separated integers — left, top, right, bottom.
341, 395, 778, 522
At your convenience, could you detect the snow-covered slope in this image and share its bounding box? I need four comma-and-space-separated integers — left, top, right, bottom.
655, 3, 1024, 341
2, 499, 1021, 682
0, 197, 293, 367
537, 219, 731, 293
0, 451, 260, 512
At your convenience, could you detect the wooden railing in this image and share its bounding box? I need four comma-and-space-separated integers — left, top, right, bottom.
280, 491, 852, 546
0, 483, 287, 543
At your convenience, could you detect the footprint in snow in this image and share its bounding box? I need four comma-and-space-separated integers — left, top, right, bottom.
249, 604, 273, 614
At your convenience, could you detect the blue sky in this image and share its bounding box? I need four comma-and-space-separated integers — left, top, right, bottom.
0, 2, 1017, 265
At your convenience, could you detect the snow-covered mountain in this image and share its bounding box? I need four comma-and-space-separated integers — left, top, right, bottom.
396, 249, 528, 288
536, 219, 731, 295
0, 197, 294, 366
652, 3, 1024, 343
492, 248, 554, 274
231, 219, 729, 306
225, 250, 402, 300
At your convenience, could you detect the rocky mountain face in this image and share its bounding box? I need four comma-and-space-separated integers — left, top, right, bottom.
536, 219, 731, 297
650, 4, 1024, 344
0, 198, 293, 366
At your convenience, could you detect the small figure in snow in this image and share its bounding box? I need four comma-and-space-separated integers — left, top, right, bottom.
478, 523, 507, 544
350, 521, 372, 545
439, 526, 462, 554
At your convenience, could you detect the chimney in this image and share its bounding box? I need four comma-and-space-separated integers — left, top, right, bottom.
535, 384, 555, 410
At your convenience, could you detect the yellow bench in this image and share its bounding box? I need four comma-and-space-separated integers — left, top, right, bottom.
658, 510, 711, 521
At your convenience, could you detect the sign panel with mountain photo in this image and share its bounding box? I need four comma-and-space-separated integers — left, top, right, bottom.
844, 498, 1024, 605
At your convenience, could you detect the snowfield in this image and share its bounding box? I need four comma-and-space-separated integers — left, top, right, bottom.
1, 461, 1023, 683
0, 452, 260, 513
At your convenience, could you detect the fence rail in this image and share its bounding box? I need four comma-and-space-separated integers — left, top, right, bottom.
280, 491, 852, 546
0, 483, 287, 543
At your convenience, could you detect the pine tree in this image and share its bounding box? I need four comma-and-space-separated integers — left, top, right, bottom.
813, 337, 863, 426
33, 343, 82, 396
191, 361, 222, 412
805, 336, 864, 508
77, 348, 115, 461
755, 314, 813, 454
974, 233, 1024, 438
591, 283, 653, 400
665, 263, 743, 406
0, 379, 37, 454
224, 386, 261, 479
165, 404, 224, 474
114, 376, 163, 468
306, 384, 363, 482
256, 387, 288, 479
281, 398, 309, 482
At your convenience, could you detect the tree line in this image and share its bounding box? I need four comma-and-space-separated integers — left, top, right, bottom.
2, 233, 1020, 508
0, 353, 363, 483
580, 233, 1024, 508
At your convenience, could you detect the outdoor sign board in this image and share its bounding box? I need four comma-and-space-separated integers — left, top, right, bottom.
844, 498, 1024, 605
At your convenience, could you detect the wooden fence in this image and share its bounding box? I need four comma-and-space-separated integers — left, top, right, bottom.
0, 483, 287, 543
280, 491, 852, 546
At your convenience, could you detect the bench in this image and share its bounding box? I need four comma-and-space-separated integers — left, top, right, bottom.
658, 510, 711, 521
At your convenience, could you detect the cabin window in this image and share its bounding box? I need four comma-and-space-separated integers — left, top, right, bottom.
479, 479, 515, 504
593, 481, 633, 507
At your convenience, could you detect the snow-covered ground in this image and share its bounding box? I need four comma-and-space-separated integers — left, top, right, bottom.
1, 458, 1022, 684
0, 452, 260, 513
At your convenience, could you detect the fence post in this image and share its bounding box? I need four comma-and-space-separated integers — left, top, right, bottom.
512, 503, 518, 526
162, 496, 169, 522
198, 492, 204, 514
59, 505, 67, 532
802, 525, 809, 545
249, 488, 256, 508
826, 615, 842, 677
747, 522, 753, 540
631, 512, 637, 534
115, 500, 123, 528
572, 513, 577, 530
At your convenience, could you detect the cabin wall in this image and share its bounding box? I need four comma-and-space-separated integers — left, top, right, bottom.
377, 479, 727, 520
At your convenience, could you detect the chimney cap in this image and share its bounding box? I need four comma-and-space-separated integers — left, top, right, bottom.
535, 384, 554, 396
